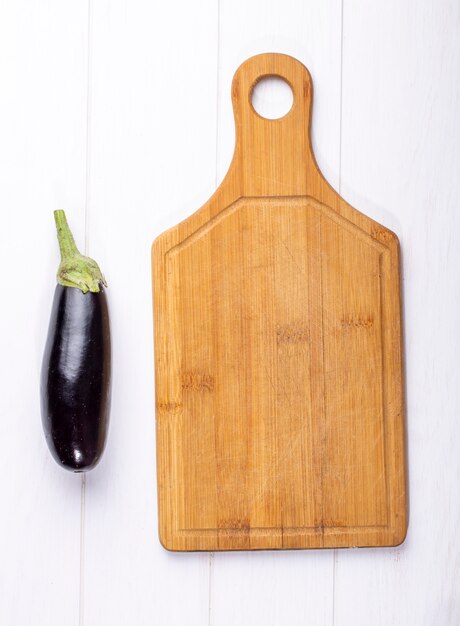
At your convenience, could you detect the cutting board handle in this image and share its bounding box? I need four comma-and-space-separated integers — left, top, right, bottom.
230, 53, 321, 196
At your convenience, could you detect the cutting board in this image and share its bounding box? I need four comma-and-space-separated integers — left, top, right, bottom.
152, 53, 407, 551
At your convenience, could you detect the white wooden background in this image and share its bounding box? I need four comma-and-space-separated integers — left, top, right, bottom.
0, 0, 459, 624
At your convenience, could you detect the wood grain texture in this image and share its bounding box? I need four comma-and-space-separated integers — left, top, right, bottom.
152, 53, 407, 551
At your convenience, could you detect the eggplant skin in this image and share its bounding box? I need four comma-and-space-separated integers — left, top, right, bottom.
41, 285, 111, 472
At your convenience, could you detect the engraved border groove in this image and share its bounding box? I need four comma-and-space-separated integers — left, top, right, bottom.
163, 195, 393, 539
165, 196, 390, 258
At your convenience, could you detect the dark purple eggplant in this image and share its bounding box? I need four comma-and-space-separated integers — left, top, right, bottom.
40, 210, 111, 472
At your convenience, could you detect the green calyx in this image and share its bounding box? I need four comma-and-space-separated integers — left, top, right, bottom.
54, 210, 107, 294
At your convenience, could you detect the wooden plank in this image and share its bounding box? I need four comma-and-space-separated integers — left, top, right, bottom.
0, 1, 88, 624
335, 0, 460, 623
82, 0, 218, 623
211, 551, 334, 626
210, 2, 340, 619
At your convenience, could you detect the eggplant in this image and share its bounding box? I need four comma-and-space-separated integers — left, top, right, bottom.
41, 210, 111, 472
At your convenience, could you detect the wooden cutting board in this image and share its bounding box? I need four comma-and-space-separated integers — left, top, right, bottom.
152, 53, 407, 551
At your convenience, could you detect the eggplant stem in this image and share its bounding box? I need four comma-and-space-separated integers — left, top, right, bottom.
54, 210, 107, 294
54, 210, 80, 260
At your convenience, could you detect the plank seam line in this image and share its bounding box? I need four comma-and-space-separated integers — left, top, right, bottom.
333, 0, 345, 623
80, 0, 93, 624
208, 0, 220, 623
79, 474, 87, 626
84, 0, 93, 256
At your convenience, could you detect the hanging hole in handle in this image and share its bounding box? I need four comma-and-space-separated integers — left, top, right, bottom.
251, 76, 294, 120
